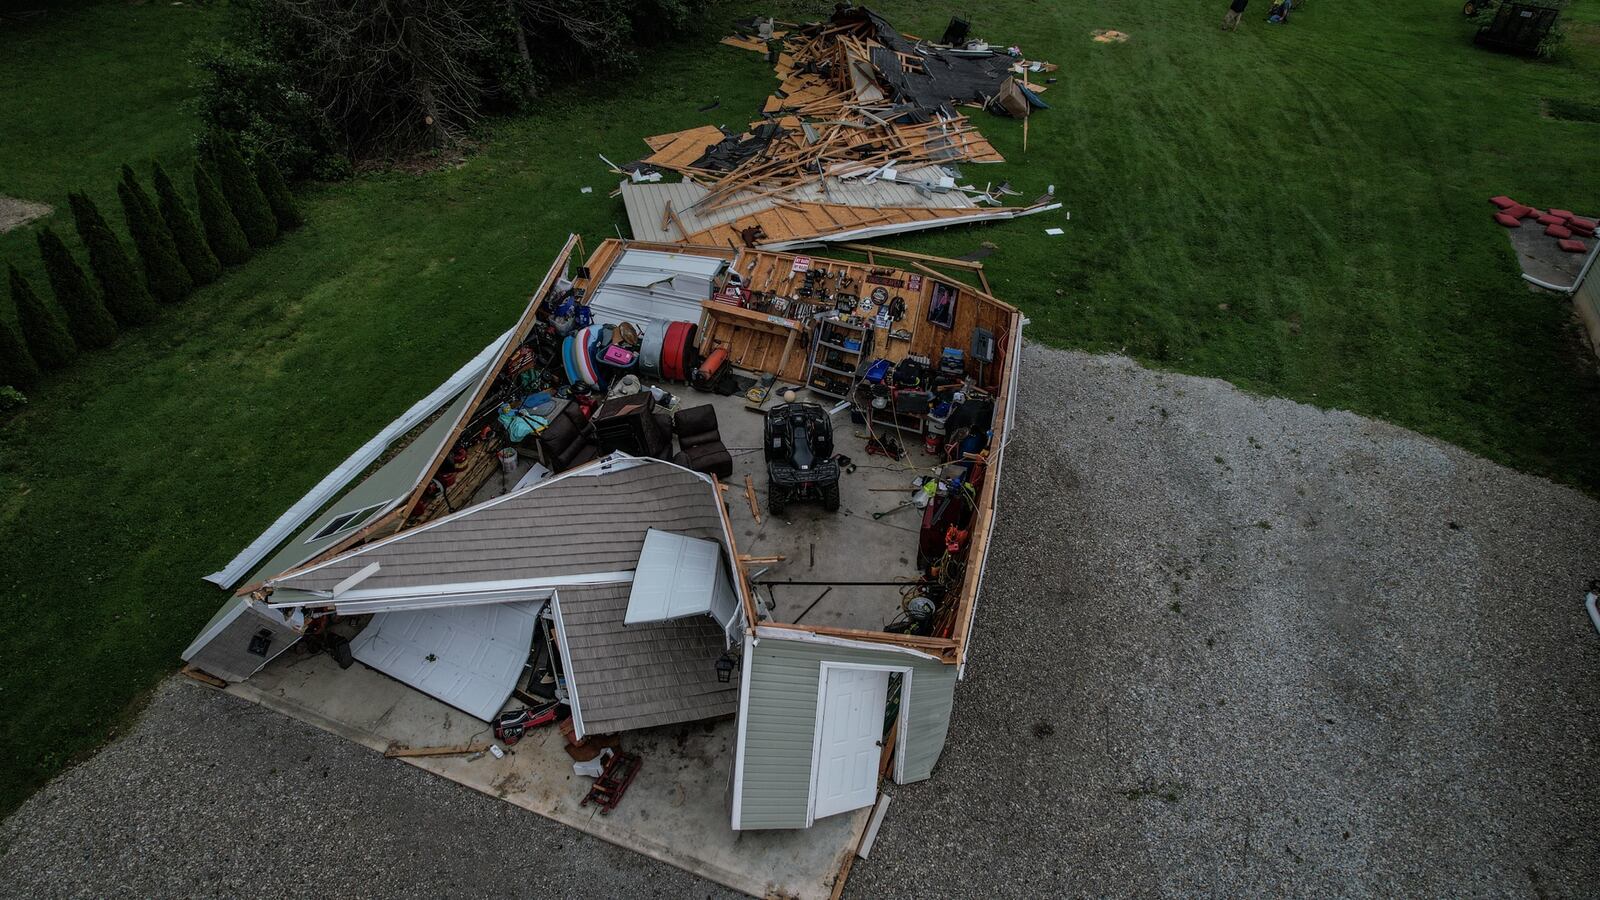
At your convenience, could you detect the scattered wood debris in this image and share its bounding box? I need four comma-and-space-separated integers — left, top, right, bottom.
607, 7, 1062, 250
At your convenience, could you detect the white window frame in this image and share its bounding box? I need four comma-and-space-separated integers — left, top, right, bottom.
305, 501, 389, 543
803, 661, 913, 828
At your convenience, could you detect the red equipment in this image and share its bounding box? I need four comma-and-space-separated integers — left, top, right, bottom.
692, 346, 730, 391
581, 751, 643, 814
660, 321, 699, 382
493, 704, 559, 746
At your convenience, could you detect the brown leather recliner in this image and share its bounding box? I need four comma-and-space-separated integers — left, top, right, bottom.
671, 404, 732, 477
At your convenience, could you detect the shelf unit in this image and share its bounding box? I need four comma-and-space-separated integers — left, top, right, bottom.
869, 405, 926, 436
806, 317, 873, 400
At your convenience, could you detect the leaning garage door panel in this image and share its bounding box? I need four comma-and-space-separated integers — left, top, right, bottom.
350, 601, 538, 722
736, 635, 958, 830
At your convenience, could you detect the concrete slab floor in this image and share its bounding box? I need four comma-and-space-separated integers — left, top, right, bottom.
229, 648, 868, 900
695, 385, 957, 631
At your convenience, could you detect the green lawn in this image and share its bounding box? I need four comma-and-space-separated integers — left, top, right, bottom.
2, 0, 1599, 815
0, 1, 223, 294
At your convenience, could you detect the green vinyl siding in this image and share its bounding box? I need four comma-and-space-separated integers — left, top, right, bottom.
736, 633, 957, 830
1577, 268, 1600, 357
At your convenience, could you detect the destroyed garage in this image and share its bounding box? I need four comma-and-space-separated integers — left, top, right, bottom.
181, 7, 1051, 897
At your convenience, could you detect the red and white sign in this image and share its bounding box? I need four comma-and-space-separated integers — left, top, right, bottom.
790, 256, 812, 273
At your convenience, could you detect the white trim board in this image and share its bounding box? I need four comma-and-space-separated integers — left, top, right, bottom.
729, 632, 755, 830
548, 589, 587, 739
270, 572, 635, 607
203, 328, 512, 588
757, 202, 1062, 252
752, 626, 943, 663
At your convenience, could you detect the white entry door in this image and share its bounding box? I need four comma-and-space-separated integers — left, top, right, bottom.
812, 666, 891, 820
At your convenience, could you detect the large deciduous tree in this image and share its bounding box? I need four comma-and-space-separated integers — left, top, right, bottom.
195, 0, 704, 176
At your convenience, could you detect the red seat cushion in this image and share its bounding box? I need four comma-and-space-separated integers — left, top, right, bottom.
1567, 217, 1596, 233
1494, 212, 1521, 228
1557, 238, 1588, 253
1546, 224, 1573, 238
1549, 208, 1575, 220
1518, 206, 1543, 219
1490, 195, 1518, 209
1537, 214, 1564, 226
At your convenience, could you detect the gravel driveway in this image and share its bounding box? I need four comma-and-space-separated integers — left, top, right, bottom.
4, 345, 1597, 897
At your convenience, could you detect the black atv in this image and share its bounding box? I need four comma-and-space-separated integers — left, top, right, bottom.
763, 402, 841, 515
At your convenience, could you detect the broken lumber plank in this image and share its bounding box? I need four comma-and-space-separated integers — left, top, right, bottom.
383, 741, 492, 759
180, 665, 227, 689
744, 474, 763, 524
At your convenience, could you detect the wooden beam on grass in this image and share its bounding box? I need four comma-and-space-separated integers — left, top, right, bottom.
837, 242, 986, 271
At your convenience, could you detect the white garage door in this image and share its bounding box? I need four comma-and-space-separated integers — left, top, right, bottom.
624, 529, 739, 637
350, 601, 537, 721
586, 248, 726, 330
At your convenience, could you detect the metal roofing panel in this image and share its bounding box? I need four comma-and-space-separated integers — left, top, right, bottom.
586, 248, 726, 328
349, 600, 538, 721
247, 387, 480, 584
618, 172, 975, 245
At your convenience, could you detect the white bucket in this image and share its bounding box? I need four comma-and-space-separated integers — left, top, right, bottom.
497, 447, 519, 474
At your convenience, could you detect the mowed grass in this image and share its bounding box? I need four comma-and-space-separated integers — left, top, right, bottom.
0, 1, 223, 296
1, 0, 1599, 815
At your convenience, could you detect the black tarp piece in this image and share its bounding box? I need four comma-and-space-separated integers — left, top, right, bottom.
939, 16, 972, 47
689, 123, 792, 172
838, 6, 1025, 118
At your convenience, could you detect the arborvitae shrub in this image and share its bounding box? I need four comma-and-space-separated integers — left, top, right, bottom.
207, 132, 278, 248
193, 163, 252, 266
69, 191, 158, 326
9, 264, 77, 370
119, 166, 193, 303
152, 161, 221, 285
36, 225, 118, 349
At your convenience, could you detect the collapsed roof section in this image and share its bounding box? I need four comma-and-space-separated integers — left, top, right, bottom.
613, 5, 1058, 250
620, 177, 1056, 251
254, 454, 747, 733
553, 582, 738, 736
215, 235, 585, 595
265, 456, 735, 615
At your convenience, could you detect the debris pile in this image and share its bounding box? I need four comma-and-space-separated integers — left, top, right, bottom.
608, 5, 1060, 249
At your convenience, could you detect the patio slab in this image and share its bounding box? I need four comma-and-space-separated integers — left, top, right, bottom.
228, 650, 868, 899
